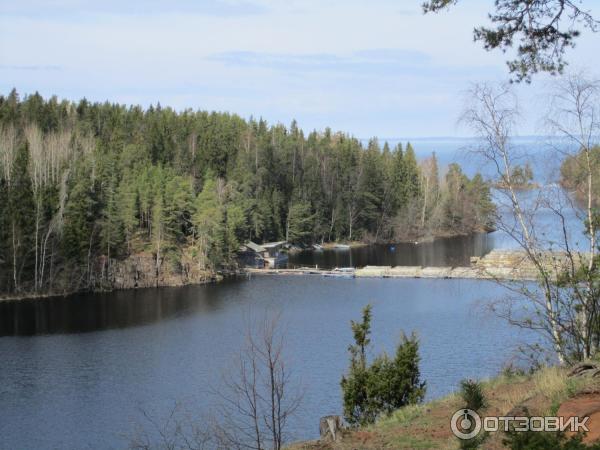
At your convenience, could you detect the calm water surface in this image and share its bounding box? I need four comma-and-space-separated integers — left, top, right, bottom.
0, 276, 535, 450
1, 138, 566, 449
288, 233, 494, 269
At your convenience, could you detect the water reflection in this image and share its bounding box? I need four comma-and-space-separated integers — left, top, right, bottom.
0, 276, 537, 450
0, 233, 494, 337
288, 233, 495, 269
0, 283, 226, 336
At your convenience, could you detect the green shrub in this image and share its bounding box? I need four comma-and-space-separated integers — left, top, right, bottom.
460, 379, 487, 412
340, 305, 426, 426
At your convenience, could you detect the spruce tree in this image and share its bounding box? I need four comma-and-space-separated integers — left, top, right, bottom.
6, 144, 35, 291
286, 201, 315, 244
403, 142, 421, 200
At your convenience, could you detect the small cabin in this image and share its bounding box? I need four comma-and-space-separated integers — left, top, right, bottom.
261, 241, 286, 257
238, 241, 267, 268
238, 241, 288, 268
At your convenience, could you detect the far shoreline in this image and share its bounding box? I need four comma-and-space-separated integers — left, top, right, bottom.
0, 230, 496, 303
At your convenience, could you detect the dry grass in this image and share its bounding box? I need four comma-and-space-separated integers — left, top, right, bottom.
288, 365, 598, 450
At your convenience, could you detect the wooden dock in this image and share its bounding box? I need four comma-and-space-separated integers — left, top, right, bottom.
244, 250, 564, 281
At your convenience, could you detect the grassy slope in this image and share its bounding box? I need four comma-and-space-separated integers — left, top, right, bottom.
290, 366, 598, 450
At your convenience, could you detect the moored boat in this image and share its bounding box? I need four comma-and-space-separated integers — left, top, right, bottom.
323, 272, 355, 278
333, 244, 350, 250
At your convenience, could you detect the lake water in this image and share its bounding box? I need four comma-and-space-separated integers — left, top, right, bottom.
0, 137, 573, 449
0, 276, 535, 449
288, 233, 495, 269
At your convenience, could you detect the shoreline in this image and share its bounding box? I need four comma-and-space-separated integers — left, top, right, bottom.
0, 231, 495, 302
314, 228, 495, 248
0, 246, 537, 302
0, 271, 225, 303
248, 249, 566, 282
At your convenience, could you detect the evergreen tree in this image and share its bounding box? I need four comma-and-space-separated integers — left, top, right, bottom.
403, 142, 421, 200
224, 202, 246, 263
117, 175, 138, 251
0, 90, 496, 295
99, 173, 124, 261
358, 141, 385, 236
286, 201, 315, 244
390, 143, 406, 212
62, 167, 97, 284
193, 176, 223, 268
341, 305, 426, 426
6, 144, 35, 291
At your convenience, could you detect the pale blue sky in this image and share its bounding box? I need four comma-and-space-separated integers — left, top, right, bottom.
1, 0, 599, 137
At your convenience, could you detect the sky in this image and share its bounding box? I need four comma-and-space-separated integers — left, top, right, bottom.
1, 0, 599, 138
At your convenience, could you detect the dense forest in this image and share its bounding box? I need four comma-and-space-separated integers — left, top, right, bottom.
0, 90, 494, 296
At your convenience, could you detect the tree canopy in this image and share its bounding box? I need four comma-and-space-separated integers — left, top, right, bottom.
423, 0, 598, 82
0, 90, 494, 296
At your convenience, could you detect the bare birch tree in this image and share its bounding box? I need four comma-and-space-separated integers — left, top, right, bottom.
24, 125, 73, 292
25, 124, 44, 292
127, 313, 302, 450
0, 125, 17, 184
546, 74, 600, 359
211, 313, 303, 450
462, 79, 599, 365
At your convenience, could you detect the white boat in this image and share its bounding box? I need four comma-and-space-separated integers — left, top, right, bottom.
333, 267, 355, 273
312, 244, 324, 251
333, 244, 350, 250
323, 272, 355, 278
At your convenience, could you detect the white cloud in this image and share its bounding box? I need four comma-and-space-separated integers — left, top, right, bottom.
0, 0, 598, 137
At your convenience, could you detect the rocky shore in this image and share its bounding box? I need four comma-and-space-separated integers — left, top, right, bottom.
0, 252, 220, 302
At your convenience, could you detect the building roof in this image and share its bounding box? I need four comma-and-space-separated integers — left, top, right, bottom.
262, 241, 287, 249
244, 241, 266, 253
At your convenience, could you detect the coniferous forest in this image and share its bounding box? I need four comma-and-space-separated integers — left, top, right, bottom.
0, 90, 494, 297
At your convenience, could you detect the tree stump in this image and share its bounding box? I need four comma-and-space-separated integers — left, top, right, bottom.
319, 415, 343, 441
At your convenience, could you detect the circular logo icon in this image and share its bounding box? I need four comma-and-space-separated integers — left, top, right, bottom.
451, 409, 482, 440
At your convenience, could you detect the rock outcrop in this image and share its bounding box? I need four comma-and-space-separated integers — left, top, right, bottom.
92, 251, 218, 291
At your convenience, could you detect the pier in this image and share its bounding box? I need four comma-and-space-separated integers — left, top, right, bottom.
245, 250, 568, 281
